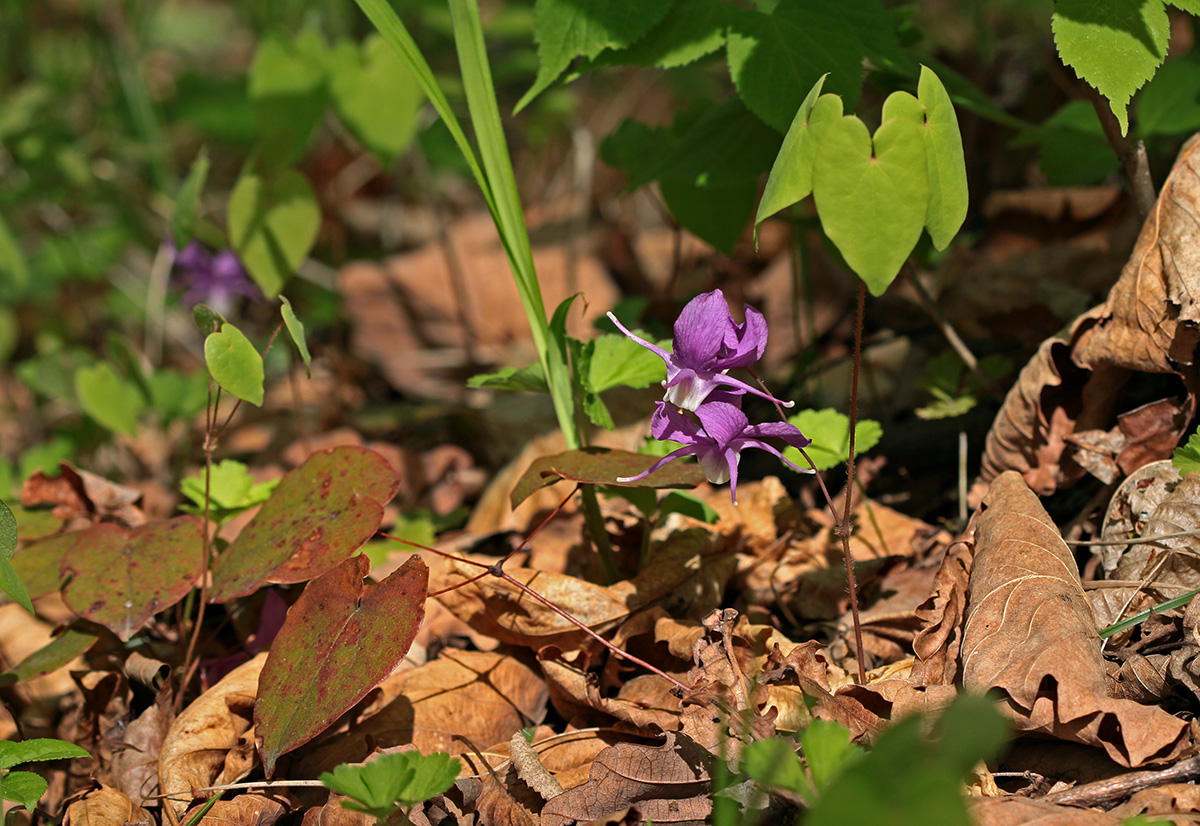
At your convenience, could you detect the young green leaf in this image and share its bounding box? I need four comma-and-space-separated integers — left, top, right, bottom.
917, 66, 968, 250
204, 323, 265, 406
248, 32, 329, 163
1051, 0, 1168, 136
172, 149, 210, 248
227, 170, 320, 299
279, 296, 312, 378
1174, 432, 1200, 476
466, 363, 548, 393
783, 408, 882, 472
0, 738, 90, 770
0, 213, 30, 291
812, 114, 928, 295
1, 626, 99, 684
593, 0, 732, 70
328, 35, 425, 163
321, 752, 460, 813
74, 362, 145, 436
2, 770, 47, 813
802, 718, 863, 792
0, 500, 33, 614
179, 459, 278, 516
192, 304, 226, 335
741, 737, 812, 799
755, 78, 836, 234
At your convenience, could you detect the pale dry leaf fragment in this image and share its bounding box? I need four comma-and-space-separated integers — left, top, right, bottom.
63, 785, 154, 826
158, 654, 265, 819
972, 795, 1124, 825
962, 472, 1189, 767
540, 732, 712, 826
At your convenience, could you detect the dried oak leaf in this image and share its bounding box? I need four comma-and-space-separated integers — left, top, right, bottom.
962, 471, 1190, 767
910, 541, 973, 687
540, 732, 712, 826
63, 785, 154, 826
110, 683, 174, 807
188, 792, 292, 826
22, 463, 145, 526
972, 795, 1123, 826
980, 137, 1200, 496
158, 654, 264, 819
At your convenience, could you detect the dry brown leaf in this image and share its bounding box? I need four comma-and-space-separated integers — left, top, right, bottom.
22, 463, 145, 525
190, 793, 292, 826
295, 649, 548, 776
110, 684, 174, 808
63, 785, 154, 826
540, 732, 712, 826
1110, 782, 1200, 819
911, 541, 972, 686
972, 796, 1124, 826
158, 654, 264, 819
963, 472, 1190, 767
1111, 473, 1200, 593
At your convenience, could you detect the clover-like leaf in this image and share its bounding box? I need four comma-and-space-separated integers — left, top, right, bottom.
256, 554, 428, 776
204, 323, 264, 406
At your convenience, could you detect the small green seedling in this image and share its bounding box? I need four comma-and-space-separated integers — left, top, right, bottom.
179, 460, 278, 525
319, 751, 461, 823
783, 408, 882, 472
0, 738, 90, 814
1173, 430, 1200, 476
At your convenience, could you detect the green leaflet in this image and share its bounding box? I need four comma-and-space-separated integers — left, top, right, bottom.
918, 66, 968, 250
204, 323, 264, 407
227, 170, 320, 299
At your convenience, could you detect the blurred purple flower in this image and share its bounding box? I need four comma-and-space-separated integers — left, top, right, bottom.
169, 240, 259, 314
606, 290, 792, 411
618, 401, 813, 505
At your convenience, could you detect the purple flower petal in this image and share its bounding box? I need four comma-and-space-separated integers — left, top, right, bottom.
649, 402, 704, 444
745, 420, 812, 449
694, 401, 749, 448
615, 444, 701, 483
715, 305, 769, 369
175, 240, 211, 273
672, 290, 730, 369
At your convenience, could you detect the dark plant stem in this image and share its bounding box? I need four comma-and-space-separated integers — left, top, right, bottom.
841, 281, 868, 683
579, 485, 618, 584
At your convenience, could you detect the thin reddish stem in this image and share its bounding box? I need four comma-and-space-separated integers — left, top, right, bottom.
841, 281, 868, 683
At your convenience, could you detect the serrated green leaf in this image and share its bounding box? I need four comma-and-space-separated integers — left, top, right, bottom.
812, 115, 928, 295
204, 324, 264, 406
0, 738, 89, 771
1017, 101, 1119, 186
657, 99, 782, 188
180, 459, 278, 513
584, 334, 667, 393
329, 35, 425, 163
75, 363, 145, 436
467, 362, 548, 392
1174, 432, 1200, 476
172, 150, 210, 248
582, 391, 615, 430
1169, 0, 1200, 10
727, 1, 863, 132
917, 66, 968, 251
279, 296, 312, 378
517, 0, 675, 112
783, 408, 883, 472
662, 176, 757, 252
227, 170, 320, 299
756, 81, 840, 235
1051, 0, 1169, 136
321, 752, 460, 811
2, 770, 46, 813
1138, 52, 1200, 136
596, 0, 730, 69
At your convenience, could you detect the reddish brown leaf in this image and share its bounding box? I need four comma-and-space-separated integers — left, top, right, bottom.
963, 471, 1190, 767
540, 732, 712, 826
60, 517, 206, 642
254, 553, 428, 776
510, 447, 705, 509
209, 447, 401, 603
22, 463, 145, 525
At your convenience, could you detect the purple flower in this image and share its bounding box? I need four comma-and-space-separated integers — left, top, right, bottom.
606, 290, 793, 411
618, 401, 814, 505
169, 240, 259, 314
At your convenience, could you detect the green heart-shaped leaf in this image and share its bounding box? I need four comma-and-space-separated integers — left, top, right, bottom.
75, 363, 145, 436
917, 66, 968, 250
328, 35, 424, 163
204, 323, 264, 406
812, 114, 928, 296
228, 170, 320, 299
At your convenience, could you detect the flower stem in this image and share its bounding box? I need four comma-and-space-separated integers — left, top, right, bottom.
841, 281, 868, 683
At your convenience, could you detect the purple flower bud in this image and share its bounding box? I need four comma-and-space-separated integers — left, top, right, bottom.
619, 401, 813, 505
606, 290, 793, 411
167, 239, 259, 315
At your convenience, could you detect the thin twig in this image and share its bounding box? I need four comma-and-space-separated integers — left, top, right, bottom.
1066, 529, 1200, 547
1043, 754, 1200, 808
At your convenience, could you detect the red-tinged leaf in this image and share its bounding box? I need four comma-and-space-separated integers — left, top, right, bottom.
208, 447, 401, 603
60, 517, 207, 642
510, 447, 705, 508
255, 553, 428, 776
9, 531, 74, 602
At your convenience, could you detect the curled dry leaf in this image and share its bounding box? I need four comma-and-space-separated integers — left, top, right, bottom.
962, 471, 1190, 767
972, 795, 1124, 826
158, 654, 264, 820
540, 732, 712, 826
110, 684, 174, 807
63, 785, 154, 826
189, 793, 292, 826
980, 137, 1200, 495
23, 462, 145, 526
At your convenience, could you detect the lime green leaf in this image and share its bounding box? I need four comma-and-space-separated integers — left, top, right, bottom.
1051, 0, 1169, 136
467, 363, 548, 392
329, 35, 425, 163
146, 368, 209, 423
1138, 52, 1200, 136
812, 115, 928, 295
204, 324, 264, 406
279, 296, 312, 378
727, 1, 862, 132
756, 80, 839, 235
3, 770, 46, 813
180, 459, 278, 514
0, 500, 32, 614
917, 66, 968, 251
0, 212, 29, 291
1174, 432, 1200, 476
517, 0, 674, 112
228, 170, 320, 299
1169, 0, 1200, 10
320, 752, 460, 813
172, 149, 210, 248
581, 392, 615, 430
75, 363, 145, 436
802, 719, 863, 792
742, 737, 811, 798
783, 408, 882, 472
248, 32, 329, 162
0, 738, 89, 770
